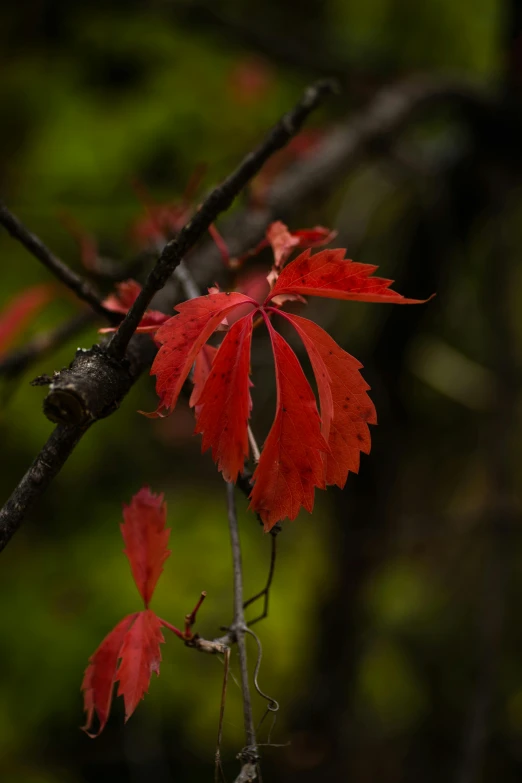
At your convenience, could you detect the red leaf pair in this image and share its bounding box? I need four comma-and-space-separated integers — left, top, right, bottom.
82, 488, 170, 736
151, 246, 432, 530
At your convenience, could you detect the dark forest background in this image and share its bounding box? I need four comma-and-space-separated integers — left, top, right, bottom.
1, 1, 522, 782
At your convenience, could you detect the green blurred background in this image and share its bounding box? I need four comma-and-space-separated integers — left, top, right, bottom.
1, 1, 521, 781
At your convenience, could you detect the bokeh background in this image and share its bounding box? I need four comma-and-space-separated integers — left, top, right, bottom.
1, 1, 521, 782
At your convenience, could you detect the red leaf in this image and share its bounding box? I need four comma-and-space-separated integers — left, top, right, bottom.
249, 319, 329, 530
267, 248, 433, 305
0, 284, 54, 356
150, 242, 432, 526
189, 343, 218, 412
277, 311, 377, 487
195, 313, 254, 482
116, 609, 165, 722
151, 292, 255, 415
99, 280, 168, 334
81, 613, 138, 737
121, 487, 170, 608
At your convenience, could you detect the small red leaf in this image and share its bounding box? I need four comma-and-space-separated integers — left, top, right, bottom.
81, 613, 138, 737
267, 248, 433, 305
151, 292, 255, 415
0, 284, 54, 356
278, 311, 377, 487
121, 487, 170, 608
195, 313, 254, 482
116, 609, 165, 722
249, 320, 329, 530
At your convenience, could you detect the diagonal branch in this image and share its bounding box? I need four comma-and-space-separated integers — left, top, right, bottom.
0, 204, 118, 322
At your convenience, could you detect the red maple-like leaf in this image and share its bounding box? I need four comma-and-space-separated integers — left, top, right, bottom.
81, 488, 172, 736
0, 284, 54, 356
151, 246, 432, 530
99, 280, 169, 334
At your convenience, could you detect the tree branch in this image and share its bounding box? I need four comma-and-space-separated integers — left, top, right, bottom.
0, 204, 118, 322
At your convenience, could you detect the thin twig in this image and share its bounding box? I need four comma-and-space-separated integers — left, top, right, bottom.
0, 204, 118, 322
226, 481, 259, 780
106, 79, 338, 358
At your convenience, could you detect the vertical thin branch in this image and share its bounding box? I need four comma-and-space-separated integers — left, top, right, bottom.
226, 481, 258, 778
